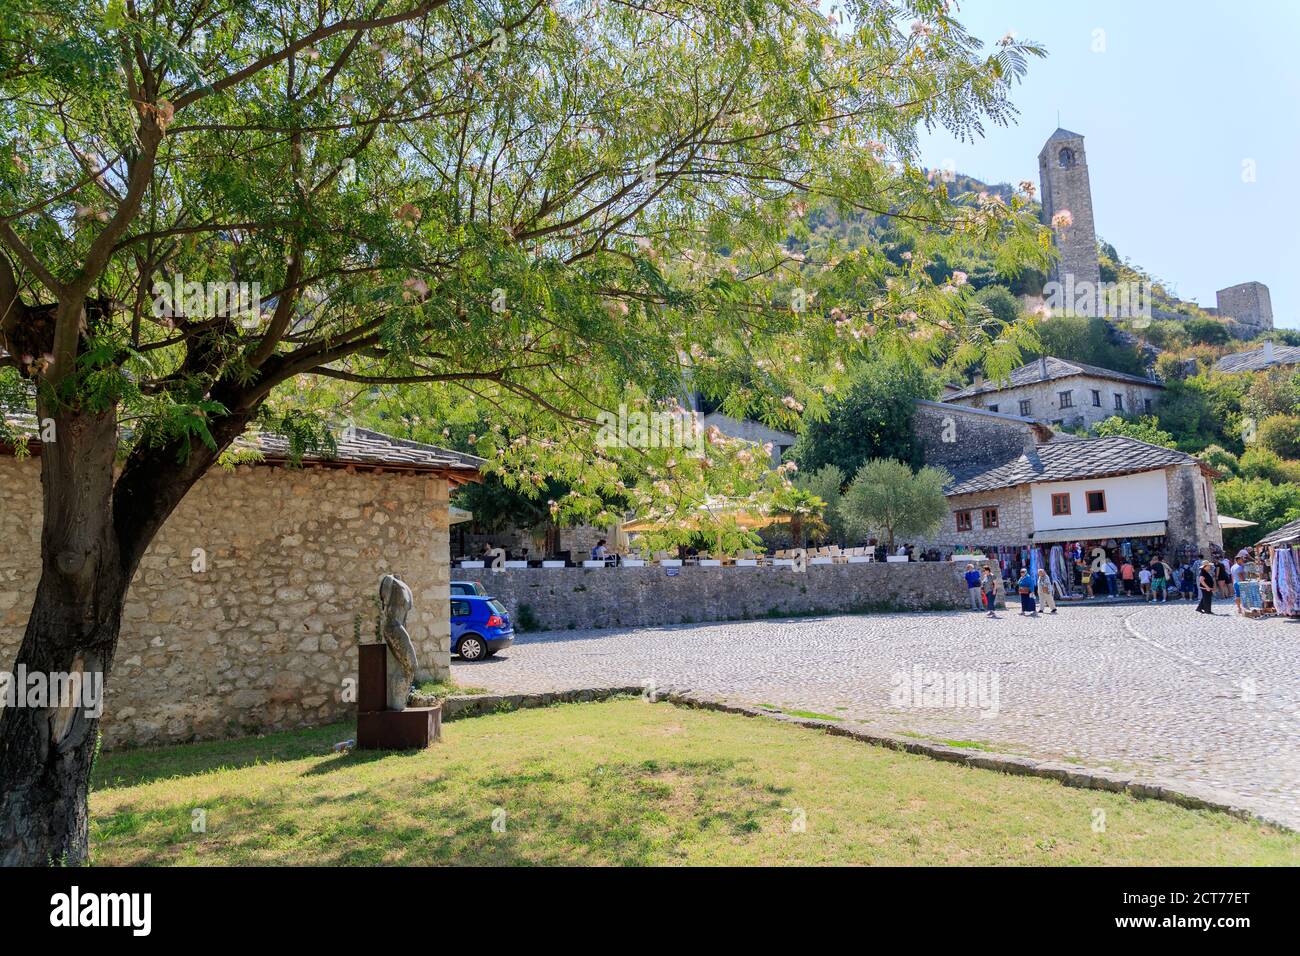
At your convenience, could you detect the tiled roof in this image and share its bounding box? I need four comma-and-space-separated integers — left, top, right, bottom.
1213, 345, 1300, 374
946, 356, 1161, 401
946, 435, 1201, 496
239, 427, 482, 478
1255, 517, 1300, 547
1045, 127, 1084, 142
2, 410, 481, 480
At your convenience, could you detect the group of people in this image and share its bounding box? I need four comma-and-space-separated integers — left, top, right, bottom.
964, 549, 1265, 617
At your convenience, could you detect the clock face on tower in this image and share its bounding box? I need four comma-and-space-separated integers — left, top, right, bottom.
1057, 147, 1076, 168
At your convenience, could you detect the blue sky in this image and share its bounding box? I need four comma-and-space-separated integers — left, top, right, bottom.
914, 0, 1300, 327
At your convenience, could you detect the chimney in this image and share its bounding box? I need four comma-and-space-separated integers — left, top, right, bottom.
1039, 355, 1049, 380
973, 372, 984, 388
1264, 340, 1275, 362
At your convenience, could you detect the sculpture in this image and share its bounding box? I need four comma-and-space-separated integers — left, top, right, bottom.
378, 573, 417, 711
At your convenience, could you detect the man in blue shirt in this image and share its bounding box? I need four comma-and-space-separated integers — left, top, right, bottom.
964, 563, 982, 611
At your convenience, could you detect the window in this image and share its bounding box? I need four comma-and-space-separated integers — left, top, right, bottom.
450, 599, 471, 618
955, 510, 973, 532
1086, 490, 1107, 514
1144, 398, 1153, 413
1113, 393, 1124, 411
1058, 390, 1074, 408
987, 404, 999, 414
1091, 389, 1102, 407
1058, 147, 1075, 167
982, 508, 999, 529
1051, 493, 1071, 516
1019, 399, 1032, 417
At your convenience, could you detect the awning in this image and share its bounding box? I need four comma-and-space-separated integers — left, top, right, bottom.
449, 505, 473, 525
1218, 515, 1258, 529
1032, 520, 1167, 544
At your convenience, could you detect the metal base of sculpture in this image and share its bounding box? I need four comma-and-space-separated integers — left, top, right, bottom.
356, 574, 440, 750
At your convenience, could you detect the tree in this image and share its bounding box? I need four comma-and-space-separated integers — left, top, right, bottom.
1214, 477, 1300, 552
840, 457, 949, 548
1196, 444, 1239, 477
1237, 448, 1300, 485
1256, 414, 1300, 461
973, 284, 1021, 326
0, 2, 1048, 862
791, 358, 936, 476
1185, 318, 1231, 346
1093, 415, 1176, 449
1030, 315, 1146, 377
795, 464, 846, 545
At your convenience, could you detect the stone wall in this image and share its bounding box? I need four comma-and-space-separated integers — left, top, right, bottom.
1216, 282, 1273, 331
481, 561, 969, 631
1165, 462, 1224, 557
914, 485, 1034, 552
0, 456, 451, 749
1038, 131, 1100, 288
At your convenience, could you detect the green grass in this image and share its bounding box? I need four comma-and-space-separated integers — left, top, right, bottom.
87, 699, 1299, 866
414, 679, 487, 698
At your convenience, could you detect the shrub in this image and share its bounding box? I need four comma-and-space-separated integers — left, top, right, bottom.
1257, 414, 1300, 460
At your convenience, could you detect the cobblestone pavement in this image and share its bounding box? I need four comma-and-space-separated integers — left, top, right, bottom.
453, 602, 1300, 828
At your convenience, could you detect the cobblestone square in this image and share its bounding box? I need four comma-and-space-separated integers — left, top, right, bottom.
454, 603, 1300, 828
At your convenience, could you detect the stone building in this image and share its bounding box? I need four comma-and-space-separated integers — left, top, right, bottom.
912, 401, 1223, 560
1038, 128, 1100, 289
1215, 281, 1273, 331
703, 410, 796, 467
943, 356, 1163, 430
1214, 339, 1300, 374
0, 425, 481, 747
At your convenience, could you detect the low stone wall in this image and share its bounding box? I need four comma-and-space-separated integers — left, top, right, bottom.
478, 561, 969, 631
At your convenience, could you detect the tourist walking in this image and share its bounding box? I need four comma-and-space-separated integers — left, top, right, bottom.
1150, 557, 1169, 603
964, 563, 983, 611
1016, 569, 1037, 616
981, 566, 999, 618
1138, 564, 1152, 600
1195, 559, 1216, 614
1120, 559, 1136, 595
1230, 556, 1245, 614
1102, 557, 1119, 596
1035, 568, 1057, 614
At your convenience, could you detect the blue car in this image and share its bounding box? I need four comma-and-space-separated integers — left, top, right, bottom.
450, 580, 489, 597
451, 595, 514, 661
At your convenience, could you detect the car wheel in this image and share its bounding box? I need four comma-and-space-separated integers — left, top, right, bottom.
459, 634, 487, 662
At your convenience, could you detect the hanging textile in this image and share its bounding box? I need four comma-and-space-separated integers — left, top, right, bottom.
1049, 544, 1071, 596
1272, 547, 1300, 616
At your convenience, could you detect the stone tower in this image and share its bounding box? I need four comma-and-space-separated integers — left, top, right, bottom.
1037, 128, 1100, 290
1216, 282, 1273, 331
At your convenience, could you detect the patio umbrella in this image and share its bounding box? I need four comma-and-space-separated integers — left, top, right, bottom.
1217, 515, 1258, 529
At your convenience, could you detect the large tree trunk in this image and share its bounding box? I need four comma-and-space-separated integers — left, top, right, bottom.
0, 403, 126, 866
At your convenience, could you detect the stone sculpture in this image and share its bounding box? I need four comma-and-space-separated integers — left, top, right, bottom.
378, 573, 417, 711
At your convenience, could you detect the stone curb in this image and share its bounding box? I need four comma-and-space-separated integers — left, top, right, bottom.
440, 685, 644, 720
658, 690, 1294, 832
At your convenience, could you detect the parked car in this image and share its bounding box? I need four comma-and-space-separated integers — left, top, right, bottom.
450, 595, 513, 661
450, 580, 489, 597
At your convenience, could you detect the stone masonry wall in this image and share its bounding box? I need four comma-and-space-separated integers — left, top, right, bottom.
0, 456, 451, 749
948, 374, 1162, 430
482, 562, 969, 632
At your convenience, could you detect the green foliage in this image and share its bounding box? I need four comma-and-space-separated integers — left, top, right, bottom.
1214, 478, 1300, 551
794, 464, 846, 544
840, 458, 950, 548
972, 284, 1021, 327
1185, 319, 1231, 346
1155, 375, 1247, 454
1242, 369, 1300, 422
1092, 415, 1176, 448
792, 358, 937, 476
1256, 414, 1300, 460
1196, 445, 1239, 477
1029, 316, 1146, 377
1237, 448, 1300, 485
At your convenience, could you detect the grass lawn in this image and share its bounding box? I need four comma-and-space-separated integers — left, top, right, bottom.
89, 698, 1299, 866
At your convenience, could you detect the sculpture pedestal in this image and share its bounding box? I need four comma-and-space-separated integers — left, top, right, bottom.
356, 643, 441, 750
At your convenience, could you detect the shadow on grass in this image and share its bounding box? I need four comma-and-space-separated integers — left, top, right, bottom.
93, 721, 357, 791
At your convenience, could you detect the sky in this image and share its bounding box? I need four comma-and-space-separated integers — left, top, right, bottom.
914, 0, 1300, 327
